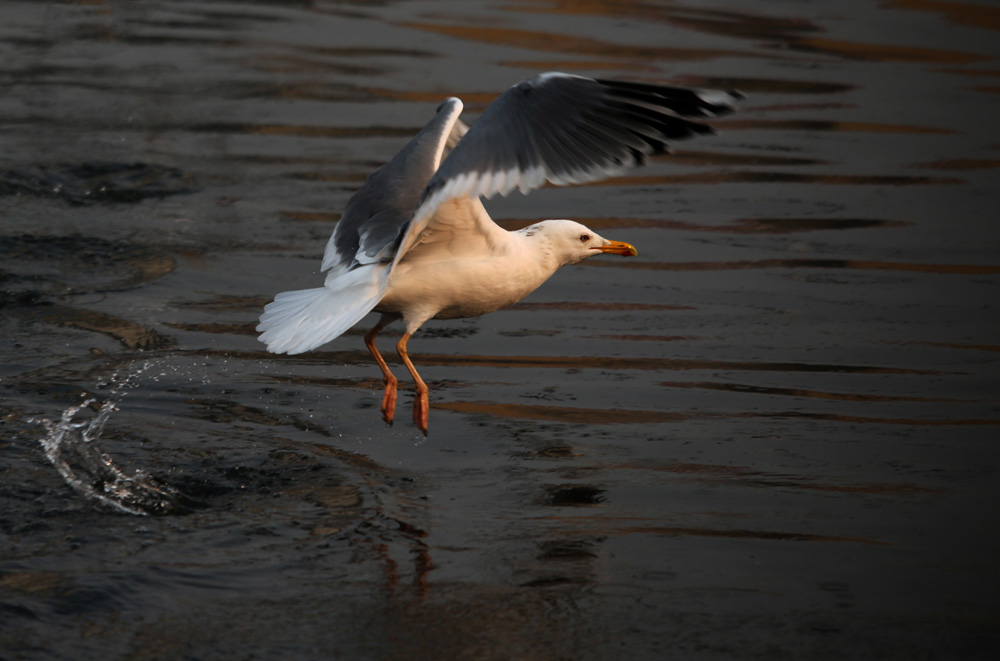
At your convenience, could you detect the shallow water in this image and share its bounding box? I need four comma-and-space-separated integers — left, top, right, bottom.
1, 0, 998, 658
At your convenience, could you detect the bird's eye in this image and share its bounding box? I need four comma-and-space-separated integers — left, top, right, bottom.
579, 234, 590, 243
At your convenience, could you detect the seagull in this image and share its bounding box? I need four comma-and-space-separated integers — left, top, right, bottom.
257, 72, 741, 433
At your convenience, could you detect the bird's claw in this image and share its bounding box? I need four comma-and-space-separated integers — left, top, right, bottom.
381, 377, 398, 425
414, 389, 429, 435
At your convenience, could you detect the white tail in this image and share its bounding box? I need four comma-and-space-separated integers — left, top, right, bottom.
256, 264, 388, 355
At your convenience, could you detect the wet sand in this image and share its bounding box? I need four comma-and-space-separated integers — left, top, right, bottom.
2, 1, 999, 658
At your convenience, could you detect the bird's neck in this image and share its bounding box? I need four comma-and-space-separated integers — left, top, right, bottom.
511, 226, 561, 272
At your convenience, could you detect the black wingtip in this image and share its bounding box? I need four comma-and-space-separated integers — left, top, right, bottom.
595, 78, 745, 119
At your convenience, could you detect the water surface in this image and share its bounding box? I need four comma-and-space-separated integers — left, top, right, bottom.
1, 1, 998, 658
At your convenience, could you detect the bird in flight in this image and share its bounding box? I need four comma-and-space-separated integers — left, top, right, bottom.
257, 72, 742, 434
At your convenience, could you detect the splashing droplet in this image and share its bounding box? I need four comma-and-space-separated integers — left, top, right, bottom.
36, 361, 191, 516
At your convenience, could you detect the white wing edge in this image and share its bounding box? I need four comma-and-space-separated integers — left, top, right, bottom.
391, 157, 628, 269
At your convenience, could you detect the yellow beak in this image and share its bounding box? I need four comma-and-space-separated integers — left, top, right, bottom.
598, 240, 638, 257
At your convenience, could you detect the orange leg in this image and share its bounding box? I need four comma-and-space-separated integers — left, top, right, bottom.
365, 316, 397, 425
396, 332, 429, 435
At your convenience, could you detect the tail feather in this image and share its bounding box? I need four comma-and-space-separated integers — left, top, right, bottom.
256, 264, 388, 355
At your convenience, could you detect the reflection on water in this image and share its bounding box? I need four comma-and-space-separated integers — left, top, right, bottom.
0, 162, 195, 205
586, 257, 1000, 274
436, 400, 1000, 427
2, 0, 998, 658
500, 215, 906, 233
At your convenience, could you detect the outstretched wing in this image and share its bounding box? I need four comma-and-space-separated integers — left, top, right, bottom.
258, 99, 467, 355
320, 97, 466, 275
393, 72, 742, 265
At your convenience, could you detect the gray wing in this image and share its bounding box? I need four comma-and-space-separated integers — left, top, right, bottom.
439, 72, 742, 192
320, 97, 465, 275
393, 72, 742, 264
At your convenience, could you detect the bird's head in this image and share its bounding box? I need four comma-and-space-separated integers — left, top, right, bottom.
524, 219, 638, 265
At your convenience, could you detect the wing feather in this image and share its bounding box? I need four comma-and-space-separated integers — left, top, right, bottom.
392, 72, 741, 265
320, 97, 465, 275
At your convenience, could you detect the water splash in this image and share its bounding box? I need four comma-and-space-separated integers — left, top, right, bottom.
35, 361, 188, 516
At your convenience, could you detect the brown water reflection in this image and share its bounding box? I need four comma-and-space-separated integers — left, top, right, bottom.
500, 216, 905, 233
513, 0, 991, 62
586, 258, 1000, 274
623, 461, 948, 495
437, 401, 1000, 426
279, 351, 939, 374
406, 22, 749, 63
882, 0, 1000, 33
721, 119, 956, 134
659, 380, 957, 403
584, 171, 960, 186
16, 305, 175, 351
540, 518, 887, 545
2, 0, 998, 658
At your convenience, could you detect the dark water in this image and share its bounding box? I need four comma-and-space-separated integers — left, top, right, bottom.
2, 1, 999, 658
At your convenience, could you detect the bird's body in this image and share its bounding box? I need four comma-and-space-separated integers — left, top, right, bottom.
379, 219, 583, 323
257, 72, 742, 433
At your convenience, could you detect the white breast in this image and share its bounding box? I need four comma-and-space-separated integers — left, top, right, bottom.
376, 231, 558, 328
